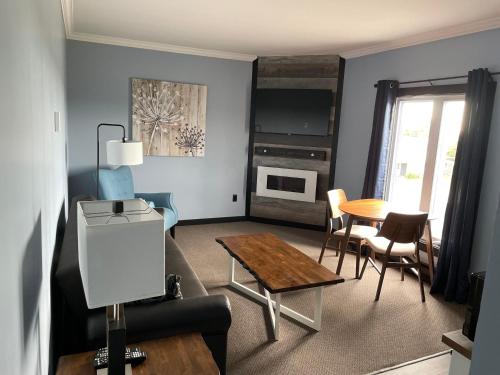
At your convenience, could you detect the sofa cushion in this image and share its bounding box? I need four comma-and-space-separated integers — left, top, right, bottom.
55, 195, 94, 321
164, 234, 207, 298
55, 195, 207, 323
54, 195, 231, 374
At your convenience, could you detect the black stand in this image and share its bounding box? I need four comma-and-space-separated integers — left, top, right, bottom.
96, 123, 127, 199
107, 304, 126, 375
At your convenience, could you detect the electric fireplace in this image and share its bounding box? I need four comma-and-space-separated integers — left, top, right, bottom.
256, 166, 317, 203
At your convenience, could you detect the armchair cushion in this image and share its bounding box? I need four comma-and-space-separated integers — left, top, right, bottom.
135, 192, 179, 230
98, 166, 135, 200
97, 167, 179, 231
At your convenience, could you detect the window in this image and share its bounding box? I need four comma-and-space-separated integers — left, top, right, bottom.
385, 95, 465, 241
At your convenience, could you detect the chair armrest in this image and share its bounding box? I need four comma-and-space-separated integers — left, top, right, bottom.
135, 192, 178, 218
86, 294, 231, 348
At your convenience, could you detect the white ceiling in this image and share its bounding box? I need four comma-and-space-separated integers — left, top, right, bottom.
63, 0, 500, 61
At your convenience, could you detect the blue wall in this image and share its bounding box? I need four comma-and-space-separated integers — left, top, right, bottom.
0, 0, 67, 374
337, 28, 500, 273
67, 41, 253, 220
471, 199, 500, 374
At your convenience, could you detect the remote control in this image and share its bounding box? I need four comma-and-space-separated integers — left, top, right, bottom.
93, 347, 147, 369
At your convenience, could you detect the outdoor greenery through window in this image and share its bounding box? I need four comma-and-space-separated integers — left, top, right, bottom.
385, 95, 465, 241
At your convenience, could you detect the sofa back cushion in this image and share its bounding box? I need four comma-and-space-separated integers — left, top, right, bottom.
98, 166, 135, 200
55, 195, 96, 322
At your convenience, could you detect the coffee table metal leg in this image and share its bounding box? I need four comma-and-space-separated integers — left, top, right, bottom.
313, 287, 323, 330
227, 258, 325, 340
228, 255, 235, 283
265, 290, 281, 340
274, 294, 281, 339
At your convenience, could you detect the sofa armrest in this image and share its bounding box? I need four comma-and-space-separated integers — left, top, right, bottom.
135, 192, 179, 219
86, 294, 231, 348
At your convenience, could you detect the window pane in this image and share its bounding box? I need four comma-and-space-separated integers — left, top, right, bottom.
387, 101, 434, 212
430, 100, 465, 239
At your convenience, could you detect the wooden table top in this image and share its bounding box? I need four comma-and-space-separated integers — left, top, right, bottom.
442, 330, 473, 360
339, 199, 432, 221
216, 232, 344, 293
339, 199, 390, 221
56, 333, 219, 375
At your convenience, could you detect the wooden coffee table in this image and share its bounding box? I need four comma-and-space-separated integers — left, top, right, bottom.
216, 232, 344, 340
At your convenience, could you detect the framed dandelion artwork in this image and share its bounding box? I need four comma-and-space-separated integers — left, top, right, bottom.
132, 78, 207, 157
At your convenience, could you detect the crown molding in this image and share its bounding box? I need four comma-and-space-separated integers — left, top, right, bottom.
66, 32, 257, 61
340, 16, 500, 59
60, 0, 255, 62
60, 0, 73, 38
61, 0, 500, 62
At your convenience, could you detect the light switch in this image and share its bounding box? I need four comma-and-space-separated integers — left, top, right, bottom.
54, 111, 61, 132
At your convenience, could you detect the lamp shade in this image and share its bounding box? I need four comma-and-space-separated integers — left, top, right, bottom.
77, 199, 165, 308
107, 140, 143, 166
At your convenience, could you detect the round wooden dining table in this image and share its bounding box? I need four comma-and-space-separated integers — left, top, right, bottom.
335, 199, 435, 281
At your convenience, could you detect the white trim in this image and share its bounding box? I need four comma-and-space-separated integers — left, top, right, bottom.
60, 0, 73, 38
340, 16, 500, 59
60, 0, 500, 62
60, 0, 255, 62
386, 95, 465, 240
367, 350, 451, 374
67, 32, 257, 62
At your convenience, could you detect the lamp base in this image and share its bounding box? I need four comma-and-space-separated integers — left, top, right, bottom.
97, 364, 133, 375
107, 304, 126, 375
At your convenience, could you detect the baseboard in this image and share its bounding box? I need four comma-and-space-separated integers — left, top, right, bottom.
177, 215, 326, 231
367, 350, 451, 374
177, 216, 247, 226
248, 216, 326, 232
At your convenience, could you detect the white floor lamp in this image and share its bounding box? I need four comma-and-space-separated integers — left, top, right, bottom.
96, 123, 143, 199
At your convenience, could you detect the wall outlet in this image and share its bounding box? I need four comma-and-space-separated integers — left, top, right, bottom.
232, 194, 237, 202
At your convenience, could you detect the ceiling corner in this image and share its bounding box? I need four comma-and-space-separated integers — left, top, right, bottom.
60, 0, 73, 37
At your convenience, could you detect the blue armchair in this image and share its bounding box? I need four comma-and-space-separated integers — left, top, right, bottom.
97, 166, 179, 237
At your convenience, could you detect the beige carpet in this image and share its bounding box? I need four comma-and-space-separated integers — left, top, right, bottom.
176, 222, 464, 375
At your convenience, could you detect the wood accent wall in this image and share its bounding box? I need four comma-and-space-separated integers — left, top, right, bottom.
247, 55, 345, 229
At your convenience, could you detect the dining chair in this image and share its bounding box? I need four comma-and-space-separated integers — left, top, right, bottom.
360, 212, 428, 302
318, 189, 379, 278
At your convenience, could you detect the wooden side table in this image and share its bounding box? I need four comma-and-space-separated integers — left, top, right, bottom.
56, 333, 219, 375
442, 330, 473, 375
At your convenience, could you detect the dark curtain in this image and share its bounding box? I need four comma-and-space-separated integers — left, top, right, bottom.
362, 80, 399, 199
431, 69, 497, 303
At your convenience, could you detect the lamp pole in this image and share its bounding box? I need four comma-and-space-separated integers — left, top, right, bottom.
96, 123, 127, 199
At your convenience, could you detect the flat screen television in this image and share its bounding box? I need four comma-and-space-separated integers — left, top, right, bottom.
254, 89, 332, 136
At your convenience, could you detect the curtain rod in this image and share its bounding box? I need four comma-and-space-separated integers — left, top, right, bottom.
374, 71, 500, 88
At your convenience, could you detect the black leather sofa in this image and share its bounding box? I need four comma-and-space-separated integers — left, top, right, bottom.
53, 196, 231, 373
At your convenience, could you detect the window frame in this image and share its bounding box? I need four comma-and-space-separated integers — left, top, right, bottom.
384, 92, 465, 240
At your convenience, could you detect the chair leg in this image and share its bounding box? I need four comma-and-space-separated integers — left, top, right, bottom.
355, 241, 361, 279
400, 256, 404, 281
170, 225, 176, 239
375, 256, 388, 301
359, 252, 370, 279
318, 234, 331, 264
416, 249, 426, 302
